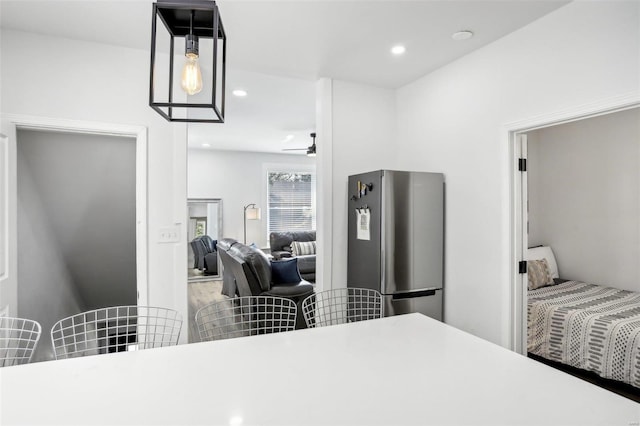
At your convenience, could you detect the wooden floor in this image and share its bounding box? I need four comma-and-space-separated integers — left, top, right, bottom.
528, 353, 640, 403
188, 279, 226, 343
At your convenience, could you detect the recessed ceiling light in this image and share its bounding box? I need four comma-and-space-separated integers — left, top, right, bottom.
391, 45, 406, 55
452, 31, 474, 41
284, 134, 294, 141
229, 417, 243, 426
201, 143, 211, 148
232, 89, 247, 97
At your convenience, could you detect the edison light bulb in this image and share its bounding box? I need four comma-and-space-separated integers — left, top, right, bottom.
181, 52, 203, 96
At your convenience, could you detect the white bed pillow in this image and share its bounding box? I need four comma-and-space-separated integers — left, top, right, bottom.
526, 246, 559, 279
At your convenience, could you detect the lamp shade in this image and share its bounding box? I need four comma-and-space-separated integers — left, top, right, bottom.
246, 207, 261, 220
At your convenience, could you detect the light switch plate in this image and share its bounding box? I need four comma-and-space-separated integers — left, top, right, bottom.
158, 226, 180, 243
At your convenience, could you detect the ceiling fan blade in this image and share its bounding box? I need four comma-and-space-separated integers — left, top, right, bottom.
283, 132, 316, 153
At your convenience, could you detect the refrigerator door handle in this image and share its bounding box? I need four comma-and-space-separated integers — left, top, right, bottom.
380, 248, 385, 294
392, 289, 438, 300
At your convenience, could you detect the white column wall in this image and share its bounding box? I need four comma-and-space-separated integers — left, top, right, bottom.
325, 80, 398, 290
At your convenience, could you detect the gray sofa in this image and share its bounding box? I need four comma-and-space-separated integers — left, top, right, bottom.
269, 231, 316, 282
217, 238, 314, 329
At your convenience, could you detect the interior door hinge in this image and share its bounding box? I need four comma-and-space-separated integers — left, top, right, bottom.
518, 261, 527, 274
518, 158, 527, 172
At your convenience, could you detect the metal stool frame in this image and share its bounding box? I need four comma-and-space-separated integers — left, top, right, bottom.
0, 317, 42, 367
302, 288, 383, 328
51, 306, 182, 360
195, 295, 297, 341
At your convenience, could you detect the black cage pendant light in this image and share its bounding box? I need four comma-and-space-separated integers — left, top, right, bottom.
149, 0, 226, 123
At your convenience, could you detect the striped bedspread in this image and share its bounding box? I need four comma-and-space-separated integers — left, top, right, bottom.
528, 280, 640, 388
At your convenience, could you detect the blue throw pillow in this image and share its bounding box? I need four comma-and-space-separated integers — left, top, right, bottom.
271, 258, 302, 285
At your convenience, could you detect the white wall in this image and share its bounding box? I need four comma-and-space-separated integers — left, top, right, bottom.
1, 29, 188, 341
527, 108, 640, 292
326, 80, 398, 289
188, 149, 315, 249
207, 203, 220, 240
394, 1, 640, 345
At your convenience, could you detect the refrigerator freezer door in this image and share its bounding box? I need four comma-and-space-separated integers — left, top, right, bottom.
383, 289, 443, 321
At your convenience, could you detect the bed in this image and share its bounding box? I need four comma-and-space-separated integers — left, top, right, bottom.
526, 247, 640, 389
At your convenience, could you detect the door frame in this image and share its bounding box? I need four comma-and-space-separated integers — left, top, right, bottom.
0, 133, 8, 317
504, 92, 640, 354
1, 113, 148, 315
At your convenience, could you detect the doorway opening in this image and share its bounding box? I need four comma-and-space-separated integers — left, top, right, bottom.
17, 129, 139, 362
1, 115, 148, 362
185, 71, 317, 343
509, 100, 640, 399
510, 101, 640, 353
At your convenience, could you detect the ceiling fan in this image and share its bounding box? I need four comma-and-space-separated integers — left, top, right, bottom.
283, 132, 316, 157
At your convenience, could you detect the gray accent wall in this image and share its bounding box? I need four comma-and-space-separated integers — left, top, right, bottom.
17, 129, 137, 361
527, 108, 640, 292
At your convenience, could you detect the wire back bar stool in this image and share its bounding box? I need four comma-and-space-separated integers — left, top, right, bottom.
51, 306, 182, 360
0, 317, 42, 367
195, 296, 297, 341
301, 288, 383, 328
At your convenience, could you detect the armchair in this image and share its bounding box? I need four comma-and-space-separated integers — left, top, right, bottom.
190, 235, 218, 275
218, 238, 314, 329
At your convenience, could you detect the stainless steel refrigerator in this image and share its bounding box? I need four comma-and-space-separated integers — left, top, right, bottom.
347, 170, 444, 321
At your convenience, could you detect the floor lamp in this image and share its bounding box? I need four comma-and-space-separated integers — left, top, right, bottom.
243, 204, 261, 244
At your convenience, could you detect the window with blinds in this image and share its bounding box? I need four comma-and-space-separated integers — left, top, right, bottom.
267, 171, 316, 234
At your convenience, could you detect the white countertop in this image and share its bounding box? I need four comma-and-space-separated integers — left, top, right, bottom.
1, 313, 638, 425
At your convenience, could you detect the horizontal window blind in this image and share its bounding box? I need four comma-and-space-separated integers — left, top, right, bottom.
267, 171, 316, 234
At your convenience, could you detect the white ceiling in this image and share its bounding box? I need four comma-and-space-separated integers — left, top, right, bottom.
189, 69, 317, 153
0, 0, 569, 153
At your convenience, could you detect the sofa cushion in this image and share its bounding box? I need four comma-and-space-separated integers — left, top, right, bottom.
271, 258, 302, 285
291, 240, 316, 256
266, 282, 314, 298
295, 255, 315, 274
